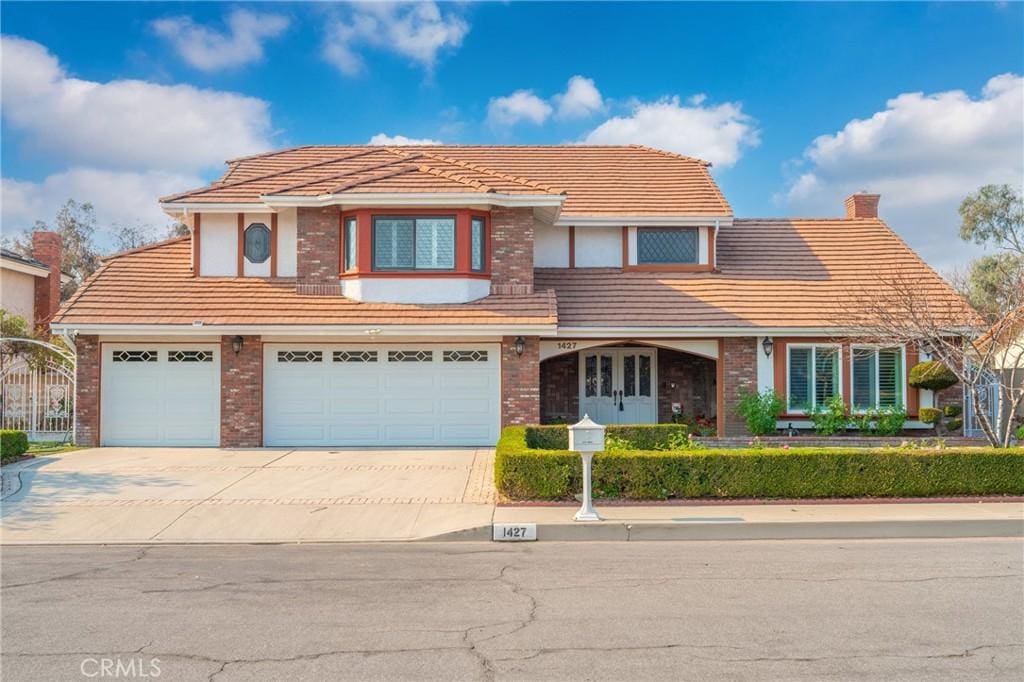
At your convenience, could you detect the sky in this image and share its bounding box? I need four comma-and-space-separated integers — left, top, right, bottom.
1, 1, 1022, 274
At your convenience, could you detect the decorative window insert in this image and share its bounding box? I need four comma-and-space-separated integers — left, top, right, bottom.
343, 217, 357, 272
112, 350, 157, 362
372, 216, 455, 271
277, 350, 323, 363
388, 350, 433, 363
470, 217, 485, 272
443, 350, 488, 362
244, 223, 271, 263
852, 346, 904, 411
333, 350, 378, 363
168, 350, 214, 363
637, 228, 698, 264
787, 344, 841, 412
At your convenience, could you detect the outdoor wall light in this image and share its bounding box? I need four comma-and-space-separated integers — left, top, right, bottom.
513, 336, 526, 357
762, 336, 774, 358
231, 335, 244, 355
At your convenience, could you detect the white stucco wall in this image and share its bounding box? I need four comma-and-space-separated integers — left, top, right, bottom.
341, 277, 490, 304
755, 336, 774, 392
534, 222, 570, 267
276, 207, 297, 277
0, 268, 36, 321
574, 227, 622, 267
199, 213, 237, 276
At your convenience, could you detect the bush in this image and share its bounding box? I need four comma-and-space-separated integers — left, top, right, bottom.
810, 395, 849, 435
1016, 424, 1024, 442
1, 430, 29, 461
494, 426, 1024, 500
946, 418, 963, 432
736, 389, 784, 436
919, 407, 943, 425
908, 361, 959, 391
854, 406, 907, 436
524, 424, 690, 451
943, 405, 963, 418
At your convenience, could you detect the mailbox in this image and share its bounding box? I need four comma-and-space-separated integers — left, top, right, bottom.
568, 414, 606, 453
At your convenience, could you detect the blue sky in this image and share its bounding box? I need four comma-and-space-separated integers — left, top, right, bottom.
2, 1, 1022, 271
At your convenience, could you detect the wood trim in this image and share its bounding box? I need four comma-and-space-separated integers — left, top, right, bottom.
338, 271, 492, 280
622, 226, 712, 272
621, 226, 628, 269
773, 339, 788, 408
716, 338, 725, 436
906, 345, 920, 416
623, 264, 715, 273
269, 213, 278, 278
236, 213, 244, 277
192, 213, 201, 278
568, 226, 575, 269
708, 225, 716, 269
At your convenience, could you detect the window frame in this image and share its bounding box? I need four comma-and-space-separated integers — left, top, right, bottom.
850, 344, 906, 413
243, 222, 271, 264
785, 343, 843, 414
636, 227, 700, 266
470, 216, 486, 272
371, 215, 457, 272
343, 216, 357, 272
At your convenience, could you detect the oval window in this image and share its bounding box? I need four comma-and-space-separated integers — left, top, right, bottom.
244, 223, 271, 263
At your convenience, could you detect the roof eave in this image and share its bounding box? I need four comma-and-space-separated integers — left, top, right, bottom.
261, 192, 567, 208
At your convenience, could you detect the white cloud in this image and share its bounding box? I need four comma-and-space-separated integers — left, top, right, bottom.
0, 35, 274, 173
783, 73, 1024, 271
322, 2, 468, 76
487, 90, 553, 127
368, 134, 441, 145
554, 76, 604, 120
152, 8, 290, 72
583, 96, 759, 168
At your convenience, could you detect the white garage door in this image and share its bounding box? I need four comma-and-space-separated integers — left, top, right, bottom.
101, 344, 220, 446
264, 344, 500, 446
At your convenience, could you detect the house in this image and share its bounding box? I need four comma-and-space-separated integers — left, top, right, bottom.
1, 232, 64, 331
973, 307, 1024, 437
49, 145, 973, 448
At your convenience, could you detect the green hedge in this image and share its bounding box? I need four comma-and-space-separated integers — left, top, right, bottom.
524, 424, 689, 450
495, 426, 1024, 500
1, 430, 29, 462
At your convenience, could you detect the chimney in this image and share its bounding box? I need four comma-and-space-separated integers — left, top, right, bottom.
31, 231, 63, 330
844, 192, 880, 219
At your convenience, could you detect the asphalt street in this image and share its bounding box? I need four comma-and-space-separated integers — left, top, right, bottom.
2, 538, 1022, 681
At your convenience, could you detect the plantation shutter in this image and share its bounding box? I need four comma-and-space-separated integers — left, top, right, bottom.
852, 349, 877, 410
878, 348, 903, 407
788, 347, 812, 410
814, 347, 840, 406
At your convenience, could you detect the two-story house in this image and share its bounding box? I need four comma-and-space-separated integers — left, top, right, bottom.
2, 232, 65, 331
51, 145, 972, 447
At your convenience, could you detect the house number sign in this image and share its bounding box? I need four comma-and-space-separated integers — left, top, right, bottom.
492, 523, 537, 541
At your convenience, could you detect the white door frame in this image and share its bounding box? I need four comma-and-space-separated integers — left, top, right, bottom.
578, 347, 658, 424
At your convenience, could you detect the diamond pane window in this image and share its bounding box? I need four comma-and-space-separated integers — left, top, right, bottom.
277, 350, 322, 363
333, 350, 378, 363
373, 217, 454, 271
637, 228, 698, 264
244, 223, 271, 264
415, 218, 456, 270
373, 218, 415, 269
443, 350, 488, 362
168, 350, 213, 363
471, 217, 485, 271
388, 350, 433, 362
343, 217, 357, 271
112, 350, 157, 362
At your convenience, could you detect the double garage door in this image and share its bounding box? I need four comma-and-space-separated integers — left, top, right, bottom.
101, 343, 500, 447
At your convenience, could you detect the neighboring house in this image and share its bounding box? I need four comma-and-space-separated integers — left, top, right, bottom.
50, 145, 972, 447
1, 232, 65, 330
974, 308, 1024, 436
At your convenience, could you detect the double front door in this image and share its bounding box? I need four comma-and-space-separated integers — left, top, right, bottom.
579, 348, 657, 424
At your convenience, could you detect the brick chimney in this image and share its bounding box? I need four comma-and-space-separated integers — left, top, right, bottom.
32, 231, 63, 329
844, 192, 880, 219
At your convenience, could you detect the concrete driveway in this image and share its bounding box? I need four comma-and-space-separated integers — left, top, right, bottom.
0, 447, 496, 544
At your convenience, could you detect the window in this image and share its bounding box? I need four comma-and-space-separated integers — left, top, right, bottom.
852, 347, 904, 411
443, 350, 488, 362
388, 350, 433, 362
277, 350, 322, 363
471, 217, 485, 271
244, 223, 271, 263
787, 345, 841, 412
343, 217, 357, 271
637, 228, 698, 264
373, 217, 455, 271
168, 350, 213, 363
112, 350, 157, 363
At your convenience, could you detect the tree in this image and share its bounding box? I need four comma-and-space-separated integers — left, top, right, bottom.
952, 253, 1024, 323
112, 223, 160, 252
959, 184, 1024, 255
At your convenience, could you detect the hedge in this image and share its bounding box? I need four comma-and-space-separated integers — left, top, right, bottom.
1, 430, 29, 462
495, 426, 1024, 500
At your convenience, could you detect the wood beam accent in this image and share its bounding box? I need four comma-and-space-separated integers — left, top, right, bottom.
568, 226, 575, 268
270, 212, 278, 278
236, 213, 245, 277
192, 213, 201, 277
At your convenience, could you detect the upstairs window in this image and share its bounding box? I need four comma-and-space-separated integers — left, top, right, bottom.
787, 344, 841, 412
343, 217, 357, 271
244, 223, 271, 263
471, 217, 485, 271
373, 216, 455, 271
852, 347, 904, 411
637, 227, 698, 264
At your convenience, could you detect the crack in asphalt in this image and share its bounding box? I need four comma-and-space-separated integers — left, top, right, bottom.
0, 548, 149, 589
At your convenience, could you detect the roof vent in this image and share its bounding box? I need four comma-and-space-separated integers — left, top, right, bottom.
845, 192, 880, 219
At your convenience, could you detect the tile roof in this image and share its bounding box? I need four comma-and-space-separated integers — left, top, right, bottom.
52, 238, 557, 328
162, 145, 730, 217
536, 218, 975, 329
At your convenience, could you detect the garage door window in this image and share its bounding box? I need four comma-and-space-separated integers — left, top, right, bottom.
333, 350, 378, 363
443, 350, 488, 362
113, 350, 157, 362
388, 350, 433, 362
278, 350, 323, 363
168, 350, 214, 362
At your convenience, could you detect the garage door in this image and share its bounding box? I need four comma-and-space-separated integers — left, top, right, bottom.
263, 344, 500, 446
101, 344, 220, 446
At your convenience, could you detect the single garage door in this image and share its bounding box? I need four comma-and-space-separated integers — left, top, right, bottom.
264, 344, 500, 446
101, 344, 220, 446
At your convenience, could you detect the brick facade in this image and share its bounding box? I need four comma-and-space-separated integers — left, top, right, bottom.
501, 335, 539, 426
540, 353, 578, 423
220, 335, 262, 447
31, 231, 62, 330
296, 207, 340, 286
490, 207, 534, 293
74, 334, 100, 446
721, 337, 758, 436
657, 349, 716, 423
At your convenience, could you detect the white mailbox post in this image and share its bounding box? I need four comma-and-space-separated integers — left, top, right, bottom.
568, 414, 605, 522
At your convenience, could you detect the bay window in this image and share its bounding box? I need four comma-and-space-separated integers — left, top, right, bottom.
471, 217, 485, 272
343, 216, 357, 271
787, 344, 841, 412
373, 216, 455, 271
852, 346, 904, 411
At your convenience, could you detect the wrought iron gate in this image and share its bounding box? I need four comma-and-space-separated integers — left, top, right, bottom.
0, 338, 75, 442
964, 377, 1001, 439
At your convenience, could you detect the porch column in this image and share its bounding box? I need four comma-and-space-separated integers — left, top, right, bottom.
221, 335, 263, 447
501, 336, 540, 426
719, 337, 758, 437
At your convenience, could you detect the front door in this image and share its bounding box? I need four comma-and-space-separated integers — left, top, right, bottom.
578, 348, 657, 424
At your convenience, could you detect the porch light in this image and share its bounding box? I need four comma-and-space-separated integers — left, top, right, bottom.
513, 336, 526, 357
231, 335, 244, 355
762, 336, 774, 358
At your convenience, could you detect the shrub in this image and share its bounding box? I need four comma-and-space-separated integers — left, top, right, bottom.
919, 407, 943, 425
494, 426, 1024, 500
855, 406, 908, 436
524, 424, 691, 451
943, 405, 963, 418
1016, 424, 1024, 441
908, 361, 959, 391
1, 430, 29, 461
736, 389, 784, 436
946, 418, 963, 432
810, 395, 849, 435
